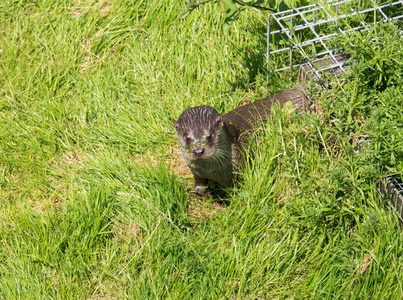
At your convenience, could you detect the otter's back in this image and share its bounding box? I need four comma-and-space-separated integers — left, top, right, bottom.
223, 88, 306, 138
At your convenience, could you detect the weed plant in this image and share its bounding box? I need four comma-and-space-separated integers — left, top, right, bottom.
0, 0, 402, 299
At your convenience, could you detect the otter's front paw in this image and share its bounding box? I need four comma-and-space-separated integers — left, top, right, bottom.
192, 185, 208, 195
193, 176, 208, 195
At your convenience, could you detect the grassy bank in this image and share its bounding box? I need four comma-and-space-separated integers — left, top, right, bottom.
0, 0, 402, 298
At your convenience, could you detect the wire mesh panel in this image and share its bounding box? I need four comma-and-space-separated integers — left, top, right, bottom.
266, 0, 403, 224
267, 0, 403, 83
378, 176, 403, 225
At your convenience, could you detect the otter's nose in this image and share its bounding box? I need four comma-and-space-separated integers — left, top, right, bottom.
193, 148, 205, 156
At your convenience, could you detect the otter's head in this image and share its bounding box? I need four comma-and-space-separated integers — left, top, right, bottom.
173, 105, 224, 161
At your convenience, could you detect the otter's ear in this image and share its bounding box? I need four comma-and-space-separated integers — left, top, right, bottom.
173, 120, 180, 133
215, 115, 223, 128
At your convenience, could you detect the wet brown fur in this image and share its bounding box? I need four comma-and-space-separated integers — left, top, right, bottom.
174, 88, 306, 194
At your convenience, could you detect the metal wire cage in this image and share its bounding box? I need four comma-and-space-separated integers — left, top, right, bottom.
266, 0, 403, 225
266, 0, 403, 84
378, 176, 403, 225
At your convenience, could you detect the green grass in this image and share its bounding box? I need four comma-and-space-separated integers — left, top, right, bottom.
0, 0, 402, 298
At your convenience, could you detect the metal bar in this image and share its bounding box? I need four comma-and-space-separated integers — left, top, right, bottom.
377, 7, 390, 21
313, 9, 316, 57
290, 10, 294, 74
270, 2, 319, 17
267, 13, 271, 84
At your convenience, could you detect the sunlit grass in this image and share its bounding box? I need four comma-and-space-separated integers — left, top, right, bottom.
0, 0, 402, 298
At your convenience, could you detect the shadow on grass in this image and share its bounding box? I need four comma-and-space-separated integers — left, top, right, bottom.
189, 181, 231, 207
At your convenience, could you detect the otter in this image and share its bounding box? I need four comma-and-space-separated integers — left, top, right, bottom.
174, 88, 306, 194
